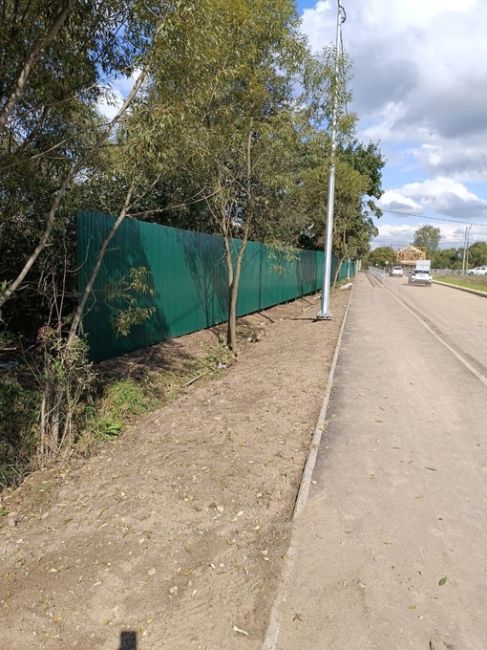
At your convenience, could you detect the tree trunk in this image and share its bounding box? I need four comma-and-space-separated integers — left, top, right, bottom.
221, 126, 254, 355
228, 240, 248, 351
223, 232, 236, 352
67, 183, 134, 343
333, 258, 343, 288
0, 2, 73, 130
227, 280, 238, 352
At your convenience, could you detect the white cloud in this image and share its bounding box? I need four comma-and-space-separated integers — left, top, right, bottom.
96, 89, 124, 122
379, 177, 487, 220
372, 221, 487, 249
300, 0, 487, 183
96, 68, 142, 122
414, 139, 487, 182
379, 189, 422, 213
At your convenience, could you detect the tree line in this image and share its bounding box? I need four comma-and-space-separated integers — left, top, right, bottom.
367, 225, 487, 269
0, 0, 384, 479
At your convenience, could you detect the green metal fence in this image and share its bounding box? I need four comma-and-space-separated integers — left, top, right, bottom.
77, 212, 356, 361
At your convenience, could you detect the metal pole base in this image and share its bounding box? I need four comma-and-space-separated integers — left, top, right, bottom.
316, 311, 333, 321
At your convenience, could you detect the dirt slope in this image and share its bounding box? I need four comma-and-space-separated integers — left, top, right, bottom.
0, 290, 349, 650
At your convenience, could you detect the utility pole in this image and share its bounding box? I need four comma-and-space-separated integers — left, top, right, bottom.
462, 224, 472, 275
317, 0, 346, 320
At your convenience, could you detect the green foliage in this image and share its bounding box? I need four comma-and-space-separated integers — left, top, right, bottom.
199, 343, 233, 374
0, 376, 39, 488
0, 0, 385, 477
266, 242, 299, 275
467, 241, 487, 267
413, 225, 441, 256
103, 380, 150, 417
431, 248, 462, 270
83, 379, 150, 442
105, 267, 156, 337
365, 246, 397, 268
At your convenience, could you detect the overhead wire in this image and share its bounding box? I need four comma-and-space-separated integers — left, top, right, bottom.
378, 208, 487, 229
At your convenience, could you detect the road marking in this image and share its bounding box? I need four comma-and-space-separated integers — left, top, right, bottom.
385, 285, 487, 388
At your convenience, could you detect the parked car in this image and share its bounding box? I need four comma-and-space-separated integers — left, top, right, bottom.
409, 269, 432, 286
390, 265, 404, 277
467, 266, 487, 276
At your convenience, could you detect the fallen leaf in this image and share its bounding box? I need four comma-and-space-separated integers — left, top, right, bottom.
438, 576, 448, 586
425, 467, 438, 472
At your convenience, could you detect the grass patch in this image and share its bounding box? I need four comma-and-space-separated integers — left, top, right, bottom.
435, 276, 487, 293
78, 379, 152, 451
77, 341, 234, 455
1, 322, 255, 486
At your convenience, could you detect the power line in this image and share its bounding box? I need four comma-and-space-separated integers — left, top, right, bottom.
379, 208, 487, 229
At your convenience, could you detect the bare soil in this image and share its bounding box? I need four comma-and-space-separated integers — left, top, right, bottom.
0, 289, 349, 650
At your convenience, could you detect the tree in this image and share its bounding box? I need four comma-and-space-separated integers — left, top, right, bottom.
413, 225, 441, 256
431, 247, 462, 270
366, 246, 397, 268
118, 0, 308, 353
0, 0, 161, 318
468, 241, 487, 267
0, 1, 168, 467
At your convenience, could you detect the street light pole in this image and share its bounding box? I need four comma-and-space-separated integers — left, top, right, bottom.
317, 0, 346, 320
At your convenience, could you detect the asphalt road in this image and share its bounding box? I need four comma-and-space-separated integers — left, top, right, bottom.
267, 272, 487, 650
386, 275, 487, 377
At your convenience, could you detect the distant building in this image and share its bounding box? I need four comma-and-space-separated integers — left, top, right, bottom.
396, 245, 426, 267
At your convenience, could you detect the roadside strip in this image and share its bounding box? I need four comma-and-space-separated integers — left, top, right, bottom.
433, 279, 487, 298
263, 285, 353, 650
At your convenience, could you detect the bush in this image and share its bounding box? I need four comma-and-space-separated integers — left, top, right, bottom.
0, 376, 39, 488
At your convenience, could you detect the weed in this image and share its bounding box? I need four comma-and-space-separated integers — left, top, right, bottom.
77, 379, 151, 452
201, 342, 233, 373
0, 376, 39, 489
102, 380, 151, 417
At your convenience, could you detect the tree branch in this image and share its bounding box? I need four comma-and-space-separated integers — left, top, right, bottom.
0, 1, 74, 130
0, 19, 165, 311
67, 181, 135, 343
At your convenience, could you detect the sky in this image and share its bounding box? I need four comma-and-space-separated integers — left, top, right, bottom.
297, 0, 487, 249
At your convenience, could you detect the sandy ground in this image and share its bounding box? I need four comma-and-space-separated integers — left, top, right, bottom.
273, 274, 487, 650
0, 289, 349, 650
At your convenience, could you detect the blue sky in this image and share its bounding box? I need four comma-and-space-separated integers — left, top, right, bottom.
297, 0, 487, 249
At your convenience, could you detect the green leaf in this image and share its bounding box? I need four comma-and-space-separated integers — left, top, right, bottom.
438, 576, 448, 586
104, 421, 123, 436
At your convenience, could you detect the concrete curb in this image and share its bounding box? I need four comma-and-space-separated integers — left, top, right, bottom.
433, 279, 487, 298
262, 286, 353, 650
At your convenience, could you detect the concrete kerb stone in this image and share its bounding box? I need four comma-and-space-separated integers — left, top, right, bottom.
433, 279, 487, 298
262, 285, 353, 650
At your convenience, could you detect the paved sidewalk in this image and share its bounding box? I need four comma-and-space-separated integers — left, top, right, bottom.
273, 273, 487, 650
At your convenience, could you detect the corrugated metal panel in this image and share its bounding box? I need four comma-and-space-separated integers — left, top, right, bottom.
77, 212, 353, 361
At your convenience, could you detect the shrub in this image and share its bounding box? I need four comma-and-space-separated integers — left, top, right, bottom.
0, 376, 39, 488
